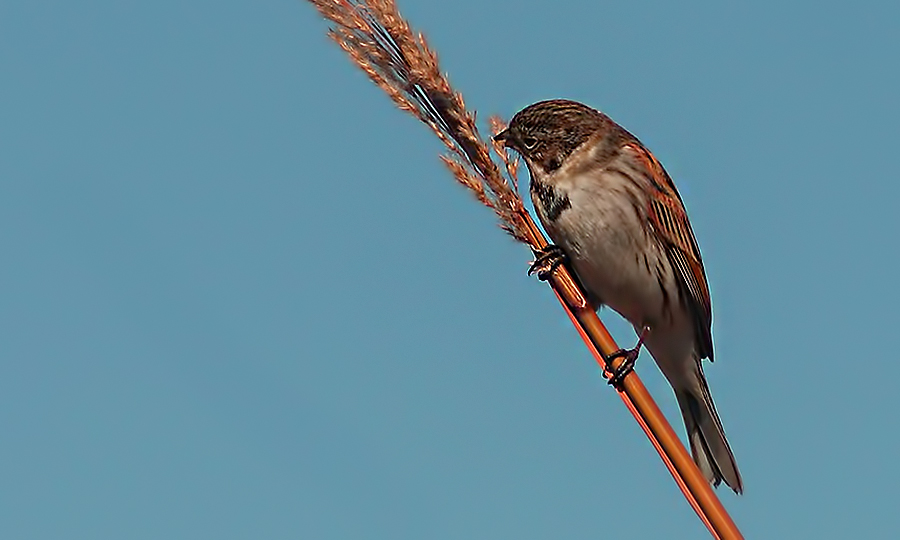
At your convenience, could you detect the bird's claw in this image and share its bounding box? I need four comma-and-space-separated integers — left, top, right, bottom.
606, 326, 650, 388
529, 245, 566, 281
606, 348, 639, 388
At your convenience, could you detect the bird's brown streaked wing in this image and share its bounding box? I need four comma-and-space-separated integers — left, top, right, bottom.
623, 142, 714, 360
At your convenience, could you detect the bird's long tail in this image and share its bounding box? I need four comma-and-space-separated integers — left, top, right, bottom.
675, 363, 743, 494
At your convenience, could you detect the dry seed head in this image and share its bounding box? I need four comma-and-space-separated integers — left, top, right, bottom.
307, 0, 535, 248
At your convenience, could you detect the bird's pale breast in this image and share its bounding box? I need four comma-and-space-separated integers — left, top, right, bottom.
535, 166, 674, 332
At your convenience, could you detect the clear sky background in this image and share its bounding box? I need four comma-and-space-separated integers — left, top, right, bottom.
2, 1, 898, 538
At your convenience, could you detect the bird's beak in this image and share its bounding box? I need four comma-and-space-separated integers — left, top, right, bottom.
493, 128, 510, 146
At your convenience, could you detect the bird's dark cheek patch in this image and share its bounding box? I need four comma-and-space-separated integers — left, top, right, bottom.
532, 181, 572, 221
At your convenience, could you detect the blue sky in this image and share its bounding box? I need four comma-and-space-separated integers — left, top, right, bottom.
2, 1, 899, 538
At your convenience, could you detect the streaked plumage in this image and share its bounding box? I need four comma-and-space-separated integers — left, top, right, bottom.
495, 99, 742, 493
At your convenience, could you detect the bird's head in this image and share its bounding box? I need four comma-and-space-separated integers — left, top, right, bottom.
493, 99, 609, 176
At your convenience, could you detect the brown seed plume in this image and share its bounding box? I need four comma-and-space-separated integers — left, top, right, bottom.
306, 0, 532, 244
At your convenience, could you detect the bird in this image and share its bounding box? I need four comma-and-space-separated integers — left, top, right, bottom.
494, 99, 742, 493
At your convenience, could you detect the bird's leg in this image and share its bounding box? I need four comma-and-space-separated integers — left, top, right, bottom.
528, 245, 567, 281
606, 326, 650, 388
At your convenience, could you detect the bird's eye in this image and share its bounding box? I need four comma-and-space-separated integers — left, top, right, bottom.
522, 136, 538, 149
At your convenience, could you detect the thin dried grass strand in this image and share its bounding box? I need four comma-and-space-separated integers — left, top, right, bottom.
307, 1, 743, 538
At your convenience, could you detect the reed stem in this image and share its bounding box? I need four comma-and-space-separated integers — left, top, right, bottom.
305, 1, 743, 537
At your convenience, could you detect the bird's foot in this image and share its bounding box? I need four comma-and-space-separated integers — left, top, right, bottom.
606, 348, 639, 388
528, 245, 566, 281
606, 327, 650, 388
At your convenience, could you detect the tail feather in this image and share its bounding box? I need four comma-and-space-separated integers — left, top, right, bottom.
675, 364, 743, 494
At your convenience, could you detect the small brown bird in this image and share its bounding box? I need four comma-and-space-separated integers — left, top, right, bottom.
495, 99, 742, 493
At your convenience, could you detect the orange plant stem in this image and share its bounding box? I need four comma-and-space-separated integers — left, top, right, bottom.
520, 214, 742, 540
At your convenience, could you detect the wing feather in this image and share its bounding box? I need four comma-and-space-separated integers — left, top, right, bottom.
623, 143, 714, 360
